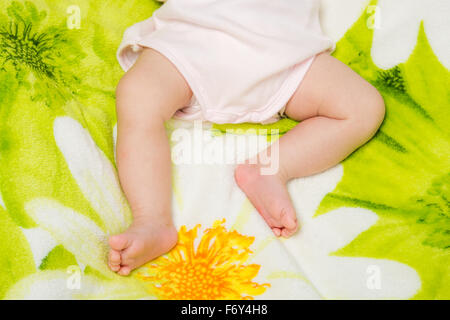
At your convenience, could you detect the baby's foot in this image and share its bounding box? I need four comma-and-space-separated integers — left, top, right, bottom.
108, 217, 178, 276
235, 164, 298, 237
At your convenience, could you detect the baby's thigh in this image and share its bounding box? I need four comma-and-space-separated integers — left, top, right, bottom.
116, 48, 193, 121
285, 53, 382, 121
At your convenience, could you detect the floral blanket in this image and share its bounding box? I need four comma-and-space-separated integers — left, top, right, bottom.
0, 0, 448, 299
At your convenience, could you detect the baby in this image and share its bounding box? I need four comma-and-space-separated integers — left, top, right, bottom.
108, 0, 385, 276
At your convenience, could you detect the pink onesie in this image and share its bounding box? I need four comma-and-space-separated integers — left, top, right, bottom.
117, 0, 334, 124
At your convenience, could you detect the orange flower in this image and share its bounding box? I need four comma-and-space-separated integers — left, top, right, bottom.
136, 219, 270, 300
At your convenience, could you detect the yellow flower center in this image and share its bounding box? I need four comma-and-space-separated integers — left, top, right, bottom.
135, 219, 270, 300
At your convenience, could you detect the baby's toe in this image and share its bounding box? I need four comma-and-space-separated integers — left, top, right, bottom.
108, 250, 121, 272
280, 226, 298, 238
280, 208, 297, 231
118, 266, 132, 276
109, 263, 121, 272
109, 234, 132, 251
272, 227, 282, 237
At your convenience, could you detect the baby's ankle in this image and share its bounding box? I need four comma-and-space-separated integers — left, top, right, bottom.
235, 163, 289, 185
132, 211, 173, 227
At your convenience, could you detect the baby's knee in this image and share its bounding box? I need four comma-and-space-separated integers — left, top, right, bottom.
366, 86, 386, 128
353, 85, 385, 135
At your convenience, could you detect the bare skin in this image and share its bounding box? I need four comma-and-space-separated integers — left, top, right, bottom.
109, 49, 385, 275
235, 52, 385, 237
109, 49, 192, 276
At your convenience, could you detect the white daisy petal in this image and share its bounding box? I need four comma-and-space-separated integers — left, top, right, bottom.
257, 276, 321, 300
5, 271, 79, 300
20, 227, 58, 269
422, 1, 450, 69
53, 117, 131, 235
284, 203, 420, 299
249, 233, 322, 300
5, 271, 150, 300
25, 198, 111, 276
309, 257, 421, 299
283, 242, 421, 299
75, 276, 152, 300
173, 162, 247, 230
321, 0, 371, 42
372, 0, 421, 69
289, 207, 378, 254
372, 0, 450, 69
288, 165, 344, 220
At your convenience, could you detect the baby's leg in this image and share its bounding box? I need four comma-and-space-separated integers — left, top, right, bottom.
108, 48, 192, 275
235, 53, 385, 237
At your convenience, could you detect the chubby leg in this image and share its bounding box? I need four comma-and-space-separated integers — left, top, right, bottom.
108, 48, 192, 275
235, 53, 385, 238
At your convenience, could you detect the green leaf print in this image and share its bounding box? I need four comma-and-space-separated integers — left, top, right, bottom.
317, 9, 450, 299
0, 0, 160, 290
0, 204, 35, 299
0, 1, 85, 109
39, 245, 77, 271
0, 0, 159, 227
